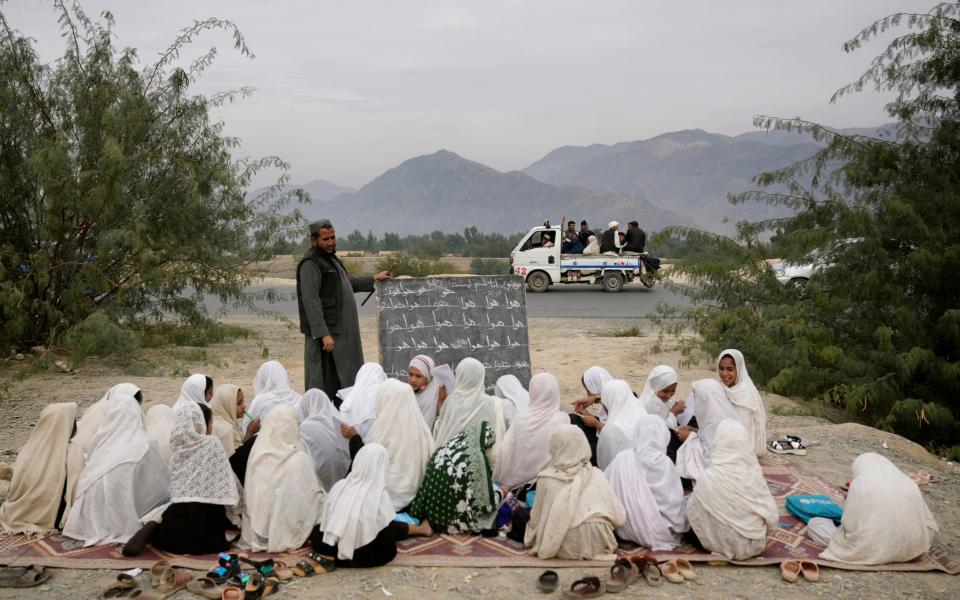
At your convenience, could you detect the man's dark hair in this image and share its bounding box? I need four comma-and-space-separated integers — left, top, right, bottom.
629, 221, 639, 227
199, 403, 212, 428
568, 221, 575, 226
580, 220, 588, 226
204, 376, 214, 395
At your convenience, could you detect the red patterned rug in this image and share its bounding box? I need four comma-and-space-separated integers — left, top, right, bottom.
0, 454, 956, 573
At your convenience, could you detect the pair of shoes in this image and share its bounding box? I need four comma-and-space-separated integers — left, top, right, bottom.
604, 558, 639, 592
629, 553, 663, 587
770, 438, 807, 456
781, 560, 820, 583
659, 558, 696, 583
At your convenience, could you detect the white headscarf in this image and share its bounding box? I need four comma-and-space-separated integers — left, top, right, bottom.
717, 350, 767, 456
638, 366, 679, 429
582, 366, 613, 396
605, 415, 687, 550
298, 389, 351, 492
367, 380, 434, 510
689, 419, 778, 542
248, 361, 302, 422
73, 383, 142, 458
408, 355, 448, 426
0, 403, 77, 535
596, 380, 646, 470
173, 374, 208, 413
338, 363, 386, 438
169, 403, 239, 506
494, 373, 570, 489
524, 425, 626, 559
144, 405, 176, 464
242, 405, 325, 552
210, 384, 243, 457
608, 221, 619, 229
319, 444, 395, 560
583, 236, 600, 255
494, 374, 529, 428
433, 357, 502, 446
675, 378, 742, 480
821, 453, 938, 565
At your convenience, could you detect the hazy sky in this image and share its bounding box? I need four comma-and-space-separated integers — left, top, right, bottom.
6, 0, 936, 188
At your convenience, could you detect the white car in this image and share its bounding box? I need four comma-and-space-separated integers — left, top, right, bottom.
772, 238, 862, 288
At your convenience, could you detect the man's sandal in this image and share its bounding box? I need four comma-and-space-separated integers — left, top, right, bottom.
560, 576, 606, 599
605, 557, 638, 592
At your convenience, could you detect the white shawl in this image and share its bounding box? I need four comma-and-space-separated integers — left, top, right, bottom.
173, 373, 208, 413
525, 425, 625, 559
0, 403, 77, 535
73, 383, 141, 458
64, 394, 169, 546
582, 366, 613, 396
338, 363, 386, 438
605, 415, 687, 550
242, 405, 325, 552
821, 453, 938, 565
319, 443, 395, 560
210, 384, 243, 457
248, 361, 302, 423
409, 355, 454, 426
433, 357, 503, 446
169, 403, 239, 506
639, 365, 680, 429
144, 404, 176, 464
717, 349, 767, 456
688, 419, 778, 541
676, 379, 742, 480
298, 389, 351, 492
366, 380, 434, 510
493, 373, 570, 489
596, 380, 646, 470
494, 374, 529, 428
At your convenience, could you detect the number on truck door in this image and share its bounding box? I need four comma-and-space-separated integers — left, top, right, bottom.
515, 267, 527, 276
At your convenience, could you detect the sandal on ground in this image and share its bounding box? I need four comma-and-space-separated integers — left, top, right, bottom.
536, 570, 558, 593
219, 553, 240, 568
187, 577, 228, 599
206, 563, 240, 585
240, 556, 276, 578
291, 561, 316, 577
270, 561, 294, 582
308, 552, 337, 574
799, 560, 820, 582
100, 586, 134, 599
156, 567, 193, 595
605, 557, 638, 592
149, 561, 170, 587
770, 439, 807, 456
561, 576, 606, 599
262, 577, 280, 597
909, 470, 936, 486
628, 554, 663, 587
221, 586, 244, 600
244, 572, 266, 600
674, 558, 696, 580
659, 560, 684, 584
0, 565, 51, 589
780, 560, 801, 583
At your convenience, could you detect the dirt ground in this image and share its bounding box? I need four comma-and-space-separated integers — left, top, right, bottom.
1, 315, 959, 599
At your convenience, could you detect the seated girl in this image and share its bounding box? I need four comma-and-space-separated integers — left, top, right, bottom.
493, 374, 529, 428
299, 389, 351, 492
407, 355, 453, 427
493, 373, 571, 492
64, 394, 169, 546
241, 405, 325, 552
312, 444, 432, 568
675, 379, 742, 480
685, 419, 778, 560
338, 363, 386, 439
0, 403, 77, 535
716, 349, 767, 456
247, 360, 302, 424
73, 383, 143, 459
210, 384, 246, 457
410, 421, 499, 534
596, 380, 646, 470
145, 404, 176, 464
432, 358, 504, 446
568, 365, 614, 465
604, 415, 688, 550
821, 453, 938, 565
524, 425, 625, 560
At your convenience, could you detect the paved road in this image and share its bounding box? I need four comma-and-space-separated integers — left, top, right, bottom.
204, 282, 692, 319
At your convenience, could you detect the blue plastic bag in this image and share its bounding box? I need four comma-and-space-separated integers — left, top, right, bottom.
785, 494, 843, 524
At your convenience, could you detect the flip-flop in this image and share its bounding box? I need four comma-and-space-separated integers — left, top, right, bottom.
770, 439, 807, 456
221, 587, 244, 600
800, 560, 820, 582
780, 560, 801, 583
156, 567, 193, 595
560, 576, 606, 599
100, 586, 135, 599
187, 577, 227, 599
605, 558, 638, 592
536, 570, 558, 593
0, 565, 50, 588
206, 563, 239, 585
291, 561, 316, 577
659, 560, 684, 584
149, 561, 170, 587
308, 553, 337, 574
244, 572, 266, 600
675, 558, 697, 580
114, 573, 138, 589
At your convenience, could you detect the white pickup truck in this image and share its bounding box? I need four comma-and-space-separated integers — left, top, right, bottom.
509, 225, 655, 293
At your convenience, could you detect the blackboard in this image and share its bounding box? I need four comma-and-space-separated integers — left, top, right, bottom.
376, 275, 531, 391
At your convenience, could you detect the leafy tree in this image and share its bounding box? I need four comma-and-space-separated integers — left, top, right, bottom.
659, 2, 960, 449
0, 2, 307, 351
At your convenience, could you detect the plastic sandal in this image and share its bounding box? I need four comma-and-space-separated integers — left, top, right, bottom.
156, 567, 193, 595
206, 563, 239, 585
221, 587, 244, 600
244, 572, 265, 600
115, 573, 138, 589
187, 578, 227, 600
262, 577, 280, 597
99, 587, 132, 599
308, 553, 337, 574
536, 570, 558, 593
271, 561, 294, 582
219, 553, 240, 568
605, 557, 638, 592
800, 560, 820, 582
675, 557, 696, 580
291, 561, 315, 577
780, 560, 801, 583
560, 576, 606, 599
641, 562, 662, 587
770, 439, 807, 456
659, 560, 684, 583
149, 561, 170, 587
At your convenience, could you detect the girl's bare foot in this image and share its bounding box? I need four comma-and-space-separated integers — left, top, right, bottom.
410, 518, 433, 537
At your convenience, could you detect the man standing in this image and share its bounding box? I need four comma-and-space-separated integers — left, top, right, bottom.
297, 220, 392, 401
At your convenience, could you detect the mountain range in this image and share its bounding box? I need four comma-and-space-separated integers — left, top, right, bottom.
270, 124, 894, 235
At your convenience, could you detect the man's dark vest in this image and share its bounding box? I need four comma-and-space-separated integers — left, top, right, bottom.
599, 229, 617, 254
296, 247, 345, 336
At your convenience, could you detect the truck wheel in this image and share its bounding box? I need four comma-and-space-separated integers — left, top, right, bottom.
602, 272, 624, 292
526, 271, 550, 293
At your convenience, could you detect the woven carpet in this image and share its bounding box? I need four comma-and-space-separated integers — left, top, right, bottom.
0, 454, 956, 573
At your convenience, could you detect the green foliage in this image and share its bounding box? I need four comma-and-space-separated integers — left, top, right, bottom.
337, 227, 523, 258
374, 254, 446, 277
0, 4, 306, 351
658, 2, 960, 449
469, 258, 508, 275
136, 320, 249, 349
602, 325, 644, 338
65, 311, 139, 362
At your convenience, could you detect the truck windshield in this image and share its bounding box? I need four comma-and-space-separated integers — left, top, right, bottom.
521, 230, 554, 251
